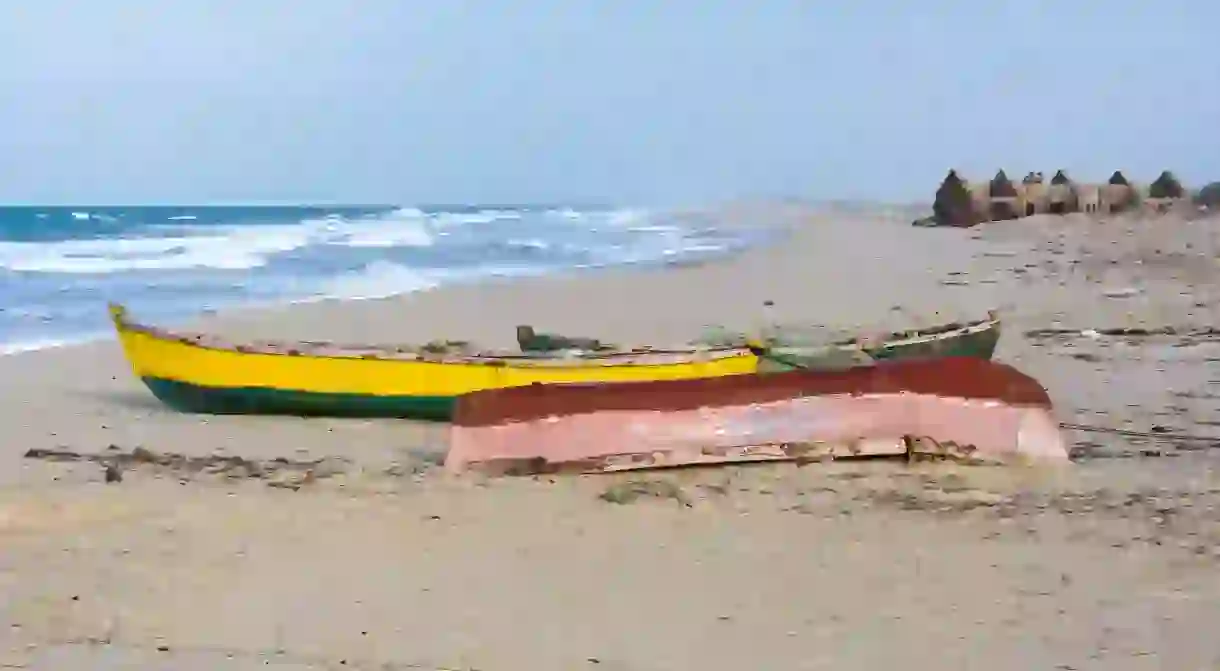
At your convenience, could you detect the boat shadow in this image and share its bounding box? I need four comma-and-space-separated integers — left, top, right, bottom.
68, 388, 180, 413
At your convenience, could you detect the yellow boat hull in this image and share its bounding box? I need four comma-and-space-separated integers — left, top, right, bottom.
109, 304, 760, 420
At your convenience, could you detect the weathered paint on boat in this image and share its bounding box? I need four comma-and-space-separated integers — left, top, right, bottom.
728, 314, 1003, 372
447, 356, 1068, 474
108, 304, 760, 420
517, 312, 1003, 365
857, 313, 1001, 361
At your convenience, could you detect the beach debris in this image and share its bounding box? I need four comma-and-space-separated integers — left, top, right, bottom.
266, 470, 316, 491
598, 478, 691, 506
516, 324, 608, 352
419, 338, 474, 354
1102, 287, 1141, 298
1059, 422, 1220, 446
22, 446, 352, 487
1023, 325, 1220, 340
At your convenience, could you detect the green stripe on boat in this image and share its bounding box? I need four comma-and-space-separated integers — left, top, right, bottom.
141, 377, 458, 421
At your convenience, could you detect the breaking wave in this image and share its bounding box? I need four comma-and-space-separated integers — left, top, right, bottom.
0, 204, 770, 353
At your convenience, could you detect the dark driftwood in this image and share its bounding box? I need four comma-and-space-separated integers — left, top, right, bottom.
1024, 326, 1220, 339
22, 446, 351, 485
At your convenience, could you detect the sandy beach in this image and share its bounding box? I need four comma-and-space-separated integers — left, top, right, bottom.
2, 204, 1220, 669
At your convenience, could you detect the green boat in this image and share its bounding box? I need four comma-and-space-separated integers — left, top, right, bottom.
516, 311, 1002, 372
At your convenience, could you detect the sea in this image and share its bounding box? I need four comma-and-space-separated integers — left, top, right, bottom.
0, 205, 775, 355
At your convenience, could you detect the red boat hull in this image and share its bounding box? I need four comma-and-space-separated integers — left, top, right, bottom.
448, 357, 1068, 475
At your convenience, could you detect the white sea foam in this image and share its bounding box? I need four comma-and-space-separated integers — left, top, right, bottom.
0, 205, 760, 354
505, 238, 551, 251
628, 224, 681, 233
548, 208, 584, 221
0, 211, 437, 273
0, 206, 660, 275
0, 227, 312, 273
311, 258, 565, 303
0, 333, 101, 356
332, 215, 435, 248
315, 260, 443, 301
607, 209, 648, 227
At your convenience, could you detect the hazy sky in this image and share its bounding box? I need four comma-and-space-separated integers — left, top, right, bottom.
0, 1, 1215, 205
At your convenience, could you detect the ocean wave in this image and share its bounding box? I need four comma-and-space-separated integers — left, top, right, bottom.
504, 238, 551, 252
69, 211, 121, 223
311, 260, 442, 301
0, 206, 566, 274
0, 227, 312, 273
330, 210, 435, 248
0, 204, 769, 354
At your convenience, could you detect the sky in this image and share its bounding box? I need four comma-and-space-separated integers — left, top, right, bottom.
0, 1, 1215, 205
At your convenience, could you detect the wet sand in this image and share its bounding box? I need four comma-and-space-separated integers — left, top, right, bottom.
2, 205, 1219, 669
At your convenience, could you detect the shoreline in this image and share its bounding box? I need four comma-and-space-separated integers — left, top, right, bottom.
5, 205, 1217, 450
4, 203, 1220, 669
0, 237, 779, 358
5, 203, 1219, 465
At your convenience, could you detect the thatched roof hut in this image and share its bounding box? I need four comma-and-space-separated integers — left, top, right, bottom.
1107, 170, 1130, 186
1050, 169, 1071, 186
933, 169, 976, 227
1196, 181, 1220, 208
989, 169, 1018, 198
1149, 170, 1185, 199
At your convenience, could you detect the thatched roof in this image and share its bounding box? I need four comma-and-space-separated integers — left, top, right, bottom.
1022, 171, 1043, 184
989, 169, 1018, 198
1195, 182, 1220, 208
1107, 170, 1130, 186
1050, 170, 1071, 186
933, 169, 975, 227
1149, 170, 1185, 199
1196, 181, 1220, 208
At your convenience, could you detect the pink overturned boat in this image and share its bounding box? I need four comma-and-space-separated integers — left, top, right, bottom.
446, 357, 1068, 475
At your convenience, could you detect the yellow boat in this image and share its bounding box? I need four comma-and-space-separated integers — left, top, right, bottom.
108, 303, 759, 420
